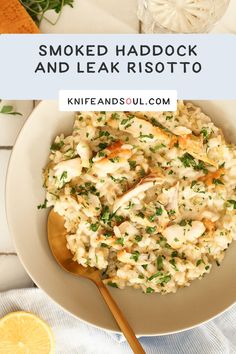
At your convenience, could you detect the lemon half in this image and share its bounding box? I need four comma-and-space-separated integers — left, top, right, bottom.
0, 311, 54, 354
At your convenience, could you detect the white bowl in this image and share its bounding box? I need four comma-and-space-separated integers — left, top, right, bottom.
6, 100, 236, 335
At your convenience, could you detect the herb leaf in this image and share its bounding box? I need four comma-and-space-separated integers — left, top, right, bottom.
156, 255, 164, 271
20, 0, 74, 26
227, 200, 236, 209
0, 104, 22, 116
130, 251, 140, 262
107, 281, 118, 288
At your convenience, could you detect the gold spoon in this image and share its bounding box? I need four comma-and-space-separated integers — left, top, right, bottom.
47, 209, 145, 354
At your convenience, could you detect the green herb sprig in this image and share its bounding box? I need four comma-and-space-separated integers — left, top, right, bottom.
0, 100, 22, 116
20, 0, 74, 26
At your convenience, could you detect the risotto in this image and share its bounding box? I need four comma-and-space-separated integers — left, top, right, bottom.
41, 101, 236, 294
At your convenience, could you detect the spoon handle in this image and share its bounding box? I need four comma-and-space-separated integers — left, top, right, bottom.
96, 281, 146, 354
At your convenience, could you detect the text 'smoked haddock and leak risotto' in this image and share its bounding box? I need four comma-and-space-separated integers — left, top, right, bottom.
41, 101, 236, 294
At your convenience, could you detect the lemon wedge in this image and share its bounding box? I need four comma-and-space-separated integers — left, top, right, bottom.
0, 311, 54, 354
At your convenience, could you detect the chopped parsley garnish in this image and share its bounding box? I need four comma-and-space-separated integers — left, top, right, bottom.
139, 133, 154, 140
104, 231, 113, 238
146, 287, 154, 294
125, 201, 134, 210
101, 243, 109, 248
99, 130, 110, 138
50, 140, 64, 151
194, 161, 208, 174
90, 223, 99, 232
196, 259, 203, 266
37, 199, 47, 209
121, 118, 129, 125
171, 251, 178, 258
227, 200, 236, 209
130, 250, 140, 262
179, 153, 194, 168
109, 156, 120, 163
165, 115, 173, 120
128, 160, 137, 170
111, 113, 119, 120
149, 144, 166, 153
156, 255, 164, 271
150, 118, 169, 132
156, 207, 163, 216
213, 178, 224, 185
149, 214, 155, 222
100, 206, 111, 223
169, 259, 179, 271
200, 128, 210, 141
114, 215, 125, 223
98, 151, 106, 157
156, 274, 171, 285
146, 226, 156, 234
60, 171, 67, 180
159, 236, 171, 249
135, 235, 143, 242
78, 182, 98, 196
179, 220, 187, 226
179, 219, 192, 227
107, 281, 118, 288
142, 264, 148, 270
148, 272, 162, 281
179, 153, 208, 174
115, 237, 124, 246
167, 209, 176, 216
70, 186, 77, 194
120, 115, 134, 128
98, 142, 108, 150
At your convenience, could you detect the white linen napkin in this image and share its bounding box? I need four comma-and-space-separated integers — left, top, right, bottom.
0, 288, 235, 354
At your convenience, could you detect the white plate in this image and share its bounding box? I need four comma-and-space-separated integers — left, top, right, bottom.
6, 100, 236, 335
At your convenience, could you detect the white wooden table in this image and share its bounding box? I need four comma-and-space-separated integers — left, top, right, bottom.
0, 0, 235, 292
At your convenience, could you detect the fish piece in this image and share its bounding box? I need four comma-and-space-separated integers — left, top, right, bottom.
54, 157, 82, 182
202, 219, 216, 233
178, 135, 218, 167
172, 126, 192, 136
107, 114, 171, 144
165, 182, 179, 215
76, 140, 92, 168
113, 174, 164, 213
117, 250, 155, 265
163, 221, 205, 249
130, 112, 218, 167
162, 224, 185, 249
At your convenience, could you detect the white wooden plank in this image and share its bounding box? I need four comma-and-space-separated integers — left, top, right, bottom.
0, 255, 33, 291
40, 0, 139, 34
0, 100, 34, 146
0, 150, 15, 252
214, 1, 236, 34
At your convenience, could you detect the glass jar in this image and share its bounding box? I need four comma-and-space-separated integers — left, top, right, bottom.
137, 0, 230, 33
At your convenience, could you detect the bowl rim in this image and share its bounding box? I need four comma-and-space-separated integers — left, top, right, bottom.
5, 100, 236, 336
